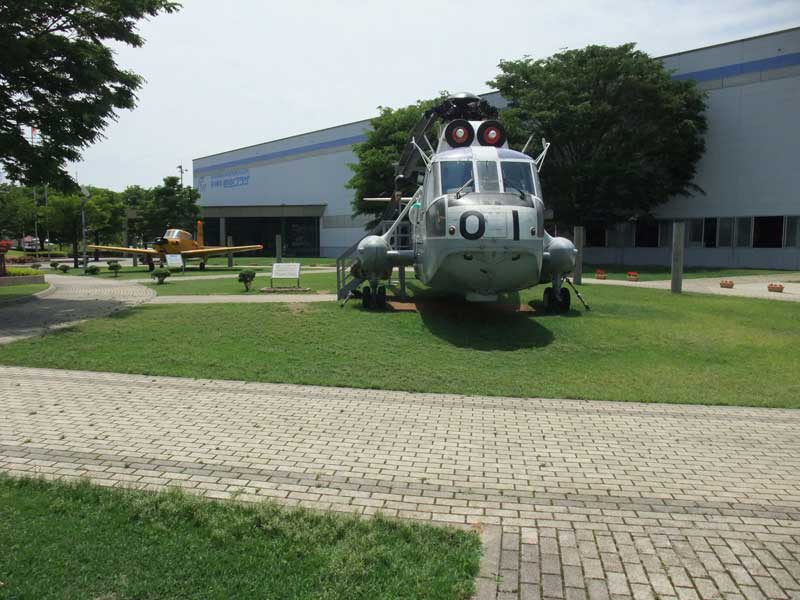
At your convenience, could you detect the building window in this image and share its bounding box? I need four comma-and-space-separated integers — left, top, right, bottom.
753, 216, 784, 248
658, 221, 673, 248
718, 218, 733, 247
786, 216, 800, 247
703, 218, 718, 248
735, 217, 752, 247
585, 222, 606, 247
688, 219, 704, 247
623, 222, 635, 247
635, 220, 659, 247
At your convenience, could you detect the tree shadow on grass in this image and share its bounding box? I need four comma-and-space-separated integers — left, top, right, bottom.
408, 287, 556, 351
0, 297, 132, 342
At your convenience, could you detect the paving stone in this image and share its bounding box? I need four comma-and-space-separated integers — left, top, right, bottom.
1, 366, 799, 600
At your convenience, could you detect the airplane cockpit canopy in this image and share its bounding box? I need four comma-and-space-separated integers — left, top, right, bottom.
164, 229, 191, 240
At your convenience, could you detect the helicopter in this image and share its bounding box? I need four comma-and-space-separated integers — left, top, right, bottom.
343, 93, 581, 313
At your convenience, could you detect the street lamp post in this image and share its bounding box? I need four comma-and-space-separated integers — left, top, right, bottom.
80, 186, 89, 273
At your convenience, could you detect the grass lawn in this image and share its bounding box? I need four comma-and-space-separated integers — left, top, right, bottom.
205, 256, 337, 267
585, 264, 794, 281
148, 271, 339, 295
0, 476, 480, 600
1, 284, 797, 408
0, 282, 48, 301
52, 263, 336, 280
52, 265, 260, 280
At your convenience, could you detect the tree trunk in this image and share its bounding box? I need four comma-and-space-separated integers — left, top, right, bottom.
94, 232, 100, 262
72, 240, 79, 268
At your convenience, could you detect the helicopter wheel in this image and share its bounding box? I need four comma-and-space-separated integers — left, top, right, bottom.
376, 285, 387, 309
556, 287, 571, 313
362, 285, 373, 309
199, 261, 206, 271
542, 287, 555, 313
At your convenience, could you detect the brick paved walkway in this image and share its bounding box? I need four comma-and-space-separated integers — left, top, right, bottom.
1, 366, 798, 600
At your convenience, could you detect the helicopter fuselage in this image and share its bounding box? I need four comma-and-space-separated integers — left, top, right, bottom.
411, 145, 546, 301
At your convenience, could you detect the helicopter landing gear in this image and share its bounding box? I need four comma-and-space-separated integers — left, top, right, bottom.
543, 279, 571, 314
361, 284, 387, 310
376, 285, 387, 308
362, 285, 372, 309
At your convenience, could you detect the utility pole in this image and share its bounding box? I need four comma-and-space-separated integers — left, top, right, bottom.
177, 163, 186, 186
44, 184, 50, 261
80, 186, 90, 273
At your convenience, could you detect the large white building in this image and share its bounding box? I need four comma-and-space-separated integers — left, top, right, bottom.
193, 27, 800, 268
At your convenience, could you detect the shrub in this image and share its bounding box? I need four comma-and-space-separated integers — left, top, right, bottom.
57, 264, 71, 273
7, 255, 37, 264
7, 267, 41, 276
151, 268, 171, 284
85, 265, 100, 275
238, 269, 257, 291
50, 261, 60, 270
31, 263, 41, 269
107, 261, 122, 277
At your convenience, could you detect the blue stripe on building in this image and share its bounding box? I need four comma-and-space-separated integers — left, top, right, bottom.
194, 133, 368, 174
672, 51, 800, 82
196, 53, 800, 176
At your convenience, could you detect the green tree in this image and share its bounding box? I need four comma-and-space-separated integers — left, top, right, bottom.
86, 187, 125, 260
44, 193, 82, 267
489, 44, 707, 227
137, 176, 200, 240
0, 184, 37, 240
120, 184, 151, 246
347, 96, 445, 223
0, 1, 180, 189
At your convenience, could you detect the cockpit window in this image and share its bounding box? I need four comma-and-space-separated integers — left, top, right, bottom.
165, 230, 181, 239
501, 162, 536, 195
448, 195, 533, 208
425, 197, 447, 237
476, 161, 501, 192
440, 161, 474, 195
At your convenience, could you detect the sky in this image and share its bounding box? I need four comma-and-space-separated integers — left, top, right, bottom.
71, 0, 800, 191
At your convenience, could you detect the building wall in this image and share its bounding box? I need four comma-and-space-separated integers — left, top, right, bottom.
586, 28, 800, 268
194, 119, 370, 256
194, 29, 800, 265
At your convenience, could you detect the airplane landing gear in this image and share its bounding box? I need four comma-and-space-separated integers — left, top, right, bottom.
199, 261, 206, 270
147, 262, 155, 272
361, 284, 387, 310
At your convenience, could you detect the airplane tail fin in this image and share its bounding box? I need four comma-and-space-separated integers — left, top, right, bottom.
196, 220, 204, 247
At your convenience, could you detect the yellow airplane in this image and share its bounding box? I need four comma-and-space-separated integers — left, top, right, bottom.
88, 221, 263, 270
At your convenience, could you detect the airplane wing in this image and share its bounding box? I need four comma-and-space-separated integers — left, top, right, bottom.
182, 245, 263, 258
87, 245, 159, 257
